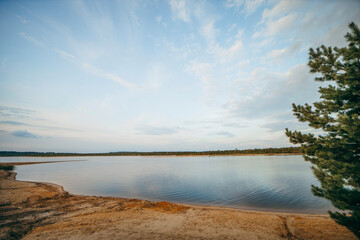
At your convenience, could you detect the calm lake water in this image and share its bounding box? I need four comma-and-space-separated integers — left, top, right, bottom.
3, 155, 334, 213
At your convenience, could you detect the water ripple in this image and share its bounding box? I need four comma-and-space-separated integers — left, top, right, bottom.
14, 155, 334, 213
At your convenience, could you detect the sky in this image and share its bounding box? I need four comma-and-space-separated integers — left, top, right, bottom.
0, 0, 359, 153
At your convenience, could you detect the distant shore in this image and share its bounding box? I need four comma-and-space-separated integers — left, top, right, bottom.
0, 153, 302, 158
0, 152, 302, 158
0, 147, 302, 157
143, 152, 302, 157
0, 168, 356, 240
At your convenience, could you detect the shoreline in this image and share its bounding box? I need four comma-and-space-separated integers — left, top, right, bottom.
0, 153, 302, 158
0, 169, 356, 239
140, 153, 302, 158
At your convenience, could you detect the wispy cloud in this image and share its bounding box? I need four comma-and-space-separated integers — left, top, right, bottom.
225, 0, 265, 16
262, 42, 301, 63
11, 130, 39, 138
183, 120, 221, 125
216, 40, 243, 63
53, 49, 76, 61
224, 64, 316, 119
81, 63, 140, 89
212, 131, 235, 138
265, 13, 297, 36
130, 11, 140, 25
261, 0, 305, 22
17, 15, 28, 24
0, 106, 35, 119
70, 0, 116, 42
137, 126, 178, 136
253, 13, 297, 38
169, 0, 191, 22
0, 121, 28, 126
0, 106, 81, 136
262, 119, 308, 133
19, 32, 44, 47
201, 21, 216, 42
185, 61, 215, 103
200, 20, 243, 63
222, 122, 246, 128
19, 32, 142, 90
156, 16, 162, 24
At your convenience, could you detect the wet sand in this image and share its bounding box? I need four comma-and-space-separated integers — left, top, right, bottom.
0, 169, 356, 240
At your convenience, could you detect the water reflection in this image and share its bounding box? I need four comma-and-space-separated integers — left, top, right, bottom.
14, 155, 334, 213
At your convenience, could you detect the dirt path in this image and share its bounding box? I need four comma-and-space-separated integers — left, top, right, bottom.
0, 169, 356, 240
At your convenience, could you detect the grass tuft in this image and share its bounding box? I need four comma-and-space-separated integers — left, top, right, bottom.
0, 165, 14, 170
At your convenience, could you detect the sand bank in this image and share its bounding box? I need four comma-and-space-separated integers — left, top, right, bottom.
0, 169, 356, 240
0, 160, 86, 166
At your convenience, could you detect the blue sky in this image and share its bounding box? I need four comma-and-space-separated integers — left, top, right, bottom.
0, 0, 359, 152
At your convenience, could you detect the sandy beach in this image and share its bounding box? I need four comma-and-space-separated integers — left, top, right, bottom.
0, 168, 356, 240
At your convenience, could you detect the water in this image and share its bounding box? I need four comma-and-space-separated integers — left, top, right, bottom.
4, 155, 334, 213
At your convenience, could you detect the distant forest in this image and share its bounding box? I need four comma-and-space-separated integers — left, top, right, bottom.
0, 147, 301, 157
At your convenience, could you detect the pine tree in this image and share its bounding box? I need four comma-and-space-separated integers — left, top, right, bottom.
285, 22, 360, 238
